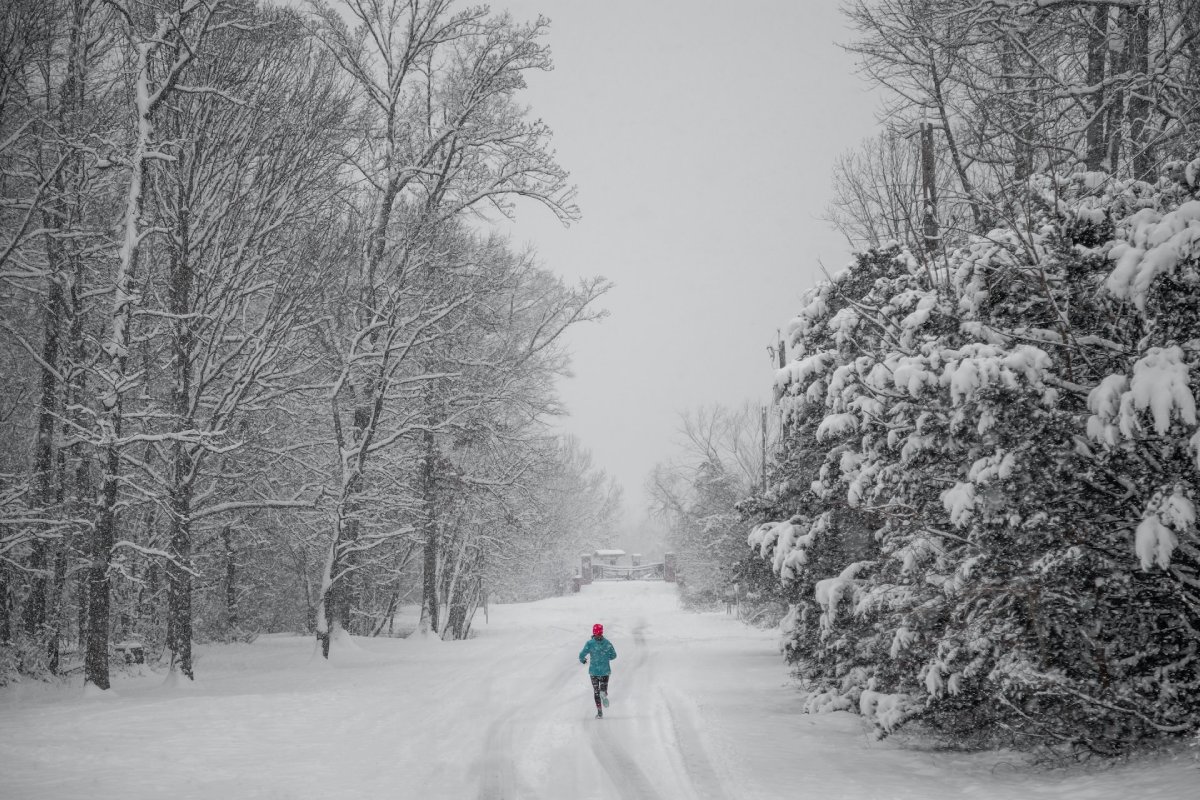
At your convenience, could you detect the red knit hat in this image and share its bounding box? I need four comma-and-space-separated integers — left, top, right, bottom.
592, 623, 603, 637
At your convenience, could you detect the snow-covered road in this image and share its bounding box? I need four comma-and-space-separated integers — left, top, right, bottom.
0, 581, 1193, 799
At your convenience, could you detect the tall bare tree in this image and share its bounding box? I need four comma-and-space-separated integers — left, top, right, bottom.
144, 7, 354, 679
84, 0, 238, 690
307, 0, 579, 655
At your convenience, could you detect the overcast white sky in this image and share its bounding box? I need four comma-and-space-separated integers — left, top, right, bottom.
490, 1, 882, 515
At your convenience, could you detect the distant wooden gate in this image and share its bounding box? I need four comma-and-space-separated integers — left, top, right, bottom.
579, 553, 676, 583
592, 562, 666, 581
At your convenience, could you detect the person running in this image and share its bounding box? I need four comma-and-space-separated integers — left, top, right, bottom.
579, 623, 617, 718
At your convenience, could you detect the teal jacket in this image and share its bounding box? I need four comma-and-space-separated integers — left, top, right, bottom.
579, 636, 617, 676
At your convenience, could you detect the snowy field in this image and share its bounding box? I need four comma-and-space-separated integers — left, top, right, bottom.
1, 581, 1194, 800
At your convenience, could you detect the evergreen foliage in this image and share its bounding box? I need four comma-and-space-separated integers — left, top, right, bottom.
749, 164, 1200, 753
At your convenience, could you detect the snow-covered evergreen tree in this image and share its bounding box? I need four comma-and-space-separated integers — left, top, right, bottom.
751, 163, 1200, 752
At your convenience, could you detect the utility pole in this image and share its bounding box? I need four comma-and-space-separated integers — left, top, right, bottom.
770, 328, 790, 442
770, 329, 786, 403
760, 405, 768, 495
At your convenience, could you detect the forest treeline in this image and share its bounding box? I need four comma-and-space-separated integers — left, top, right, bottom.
0, 0, 619, 690
655, 0, 1200, 755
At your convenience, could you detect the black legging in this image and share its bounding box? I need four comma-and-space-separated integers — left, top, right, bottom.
590, 674, 609, 708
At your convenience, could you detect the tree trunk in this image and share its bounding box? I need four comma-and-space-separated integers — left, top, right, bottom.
87, 22, 161, 690
165, 475, 194, 679
76, 567, 87, 660
418, 428, 440, 635
25, 0, 89, 661
0, 577, 11, 644
334, 481, 362, 628
64, 177, 91, 665
24, 269, 63, 640
442, 552, 482, 641
317, 461, 362, 656
1008, 36, 1036, 184
919, 121, 939, 253
319, 513, 355, 655
67, 315, 90, 665
1126, 5, 1154, 181
1184, 4, 1200, 134
23, 540, 50, 639
442, 586, 477, 641
371, 590, 399, 637
1000, 36, 1034, 184
165, 149, 196, 679
1106, 9, 1131, 173
47, 547, 67, 673
84, 442, 118, 689
437, 531, 465, 638
1084, 6, 1110, 171
316, 538, 336, 658
222, 527, 237, 629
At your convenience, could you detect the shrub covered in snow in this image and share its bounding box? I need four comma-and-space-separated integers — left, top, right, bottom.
747, 163, 1200, 754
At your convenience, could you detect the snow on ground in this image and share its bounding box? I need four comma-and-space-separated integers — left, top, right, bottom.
1, 581, 1195, 799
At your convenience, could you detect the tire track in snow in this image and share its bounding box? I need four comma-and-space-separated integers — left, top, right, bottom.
659, 688, 732, 800
589, 724, 664, 800
623, 616, 729, 800
476, 646, 575, 800
477, 715, 522, 800
615, 618, 650, 699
